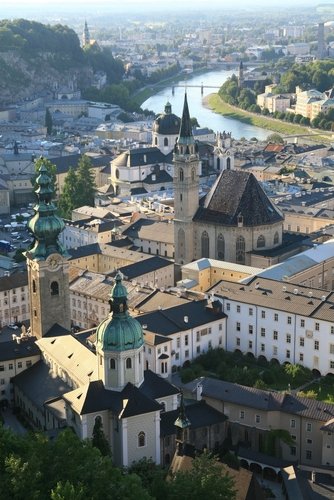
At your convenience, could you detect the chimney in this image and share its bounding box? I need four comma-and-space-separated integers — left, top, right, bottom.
184, 316, 188, 323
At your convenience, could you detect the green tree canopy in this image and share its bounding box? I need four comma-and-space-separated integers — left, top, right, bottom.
168, 453, 236, 500
57, 167, 78, 219
266, 133, 284, 144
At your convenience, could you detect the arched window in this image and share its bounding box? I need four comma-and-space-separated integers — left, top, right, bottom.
236, 236, 245, 264
179, 168, 184, 182
257, 235, 265, 248
110, 358, 116, 370
32, 280, 36, 293
126, 358, 132, 369
217, 234, 225, 260
201, 231, 209, 258
217, 157, 220, 171
95, 415, 102, 425
138, 431, 146, 447
274, 231, 279, 245
50, 281, 59, 296
164, 137, 168, 146
178, 228, 185, 260
191, 168, 196, 181
226, 157, 231, 170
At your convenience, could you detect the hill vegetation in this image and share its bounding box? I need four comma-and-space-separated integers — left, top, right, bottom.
0, 19, 124, 105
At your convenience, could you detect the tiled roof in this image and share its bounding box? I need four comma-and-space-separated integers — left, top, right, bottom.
136, 299, 226, 337
112, 147, 172, 168
194, 170, 283, 226
0, 337, 40, 362
140, 369, 179, 400
114, 256, 173, 280
0, 272, 28, 292
160, 400, 226, 437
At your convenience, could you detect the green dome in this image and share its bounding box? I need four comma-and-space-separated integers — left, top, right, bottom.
96, 273, 144, 352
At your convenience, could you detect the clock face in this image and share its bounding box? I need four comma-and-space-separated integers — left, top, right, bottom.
47, 254, 61, 270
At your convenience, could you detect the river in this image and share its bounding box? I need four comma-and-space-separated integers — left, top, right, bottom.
142, 69, 270, 141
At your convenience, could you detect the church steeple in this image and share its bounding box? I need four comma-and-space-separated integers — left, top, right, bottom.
178, 93, 194, 145
28, 165, 67, 260
173, 93, 200, 265
26, 162, 71, 339
83, 20, 90, 47
96, 272, 145, 390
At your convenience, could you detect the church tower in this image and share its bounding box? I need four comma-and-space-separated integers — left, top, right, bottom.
96, 272, 144, 391
82, 20, 90, 47
173, 93, 200, 265
238, 60, 244, 89
26, 164, 70, 339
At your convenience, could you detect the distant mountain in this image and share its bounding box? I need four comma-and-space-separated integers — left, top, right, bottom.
0, 19, 124, 105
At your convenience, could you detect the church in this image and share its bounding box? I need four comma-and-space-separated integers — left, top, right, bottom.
173, 94, 284, 266
12, 164, 224, 467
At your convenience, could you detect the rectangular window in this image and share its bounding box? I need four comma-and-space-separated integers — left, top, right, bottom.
306, 450, 312, 460
315, 322, 320, 331
249, 341, 253, 349
261, 343, 265, 352
274, 313, 278, 321
219, 323, 222, 331
249, 308, 253, 316
0, 365, 4, 372
226, 303, 230, 311
255, 415, 261, 424
236, 305, 240, 313
299, 353, 304, 362
185, 335, 189, 346
287, 316, 292, 325
290, 446, 296, 456
185, 350, 189, 358
273, 346, 278, 356
273, 331, 278, 341
261, 310, 266, 319
331, 326, 334, 335
18, 362, 22, 368
306, 423, 312, 432
286, 334, 291, 344
291, 419, 296, 428
177, 338, 180, 348
236, 337, 240, 346
175, 353, 179, 360
26, 360, 32, 368
301, 319, 305, 327
249, 325, 253, 335
286, 350, 290, 359
261, 328, 265, 337
330, 360, 334, 369
0, 379, 5, 385
330, 344, 334, 355
307, 438, 312, 444
196, 346, 200, 354
9, 364, 13, 370
236, 322, 241, 331
300, 337, 304, 347
314, 340, 319, 351
240, 410, 245, 419
196, 332, 200, 342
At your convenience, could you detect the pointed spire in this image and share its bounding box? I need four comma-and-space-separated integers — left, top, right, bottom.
174, 391, 191, 429
178, 93, 194, 145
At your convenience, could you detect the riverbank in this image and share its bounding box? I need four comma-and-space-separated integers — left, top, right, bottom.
133, 67, 221, 107
205, 93, 333, 143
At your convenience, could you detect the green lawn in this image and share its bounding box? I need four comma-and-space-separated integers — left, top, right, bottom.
207, 94, 332, 143
302, 377, 334, 403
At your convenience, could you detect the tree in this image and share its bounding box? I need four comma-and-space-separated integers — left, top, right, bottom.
31, 156, 57, 197
57, 167, 78, 219
168, 453, 236, 500
267, 133, 284, 144
45, 107, 53, 135
76, 155, 97, 208
190, 117, 200, 128
92, 416, 111, 457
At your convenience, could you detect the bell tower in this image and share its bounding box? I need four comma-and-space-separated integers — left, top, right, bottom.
26, 164, 70, 339
96, 272, 144, 391
173, 93, 200, 265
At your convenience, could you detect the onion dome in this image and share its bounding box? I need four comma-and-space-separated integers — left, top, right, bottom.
96, 272, 144, 352
153, 102, 181, 135
27, 164, 67, 260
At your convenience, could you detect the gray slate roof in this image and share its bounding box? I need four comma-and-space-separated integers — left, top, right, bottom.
0, 337, 40, 362
112, 147, 172, 168
194, 170, 283, 226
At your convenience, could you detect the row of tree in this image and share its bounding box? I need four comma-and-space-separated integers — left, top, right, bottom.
0, 423, 236, 500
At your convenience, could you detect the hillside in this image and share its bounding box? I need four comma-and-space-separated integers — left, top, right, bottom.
0, 19, 124, 105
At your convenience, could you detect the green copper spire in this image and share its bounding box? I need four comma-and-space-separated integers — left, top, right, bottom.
174, 392, 191, 429
96, 272, 144, 352
27, 163, 67, 260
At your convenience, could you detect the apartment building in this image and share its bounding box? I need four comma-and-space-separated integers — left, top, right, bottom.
209, 276, 334, 376
0, 273, 29, 327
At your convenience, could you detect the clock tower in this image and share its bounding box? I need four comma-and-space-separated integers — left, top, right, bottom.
26, 164, 71, 339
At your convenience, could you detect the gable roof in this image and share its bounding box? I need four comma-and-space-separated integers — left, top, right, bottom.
194, 170, 283, 226
140, 369, 179, 400
112, 147, 172, 168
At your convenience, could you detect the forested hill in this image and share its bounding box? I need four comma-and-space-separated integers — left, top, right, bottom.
0, 19, 124, 105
